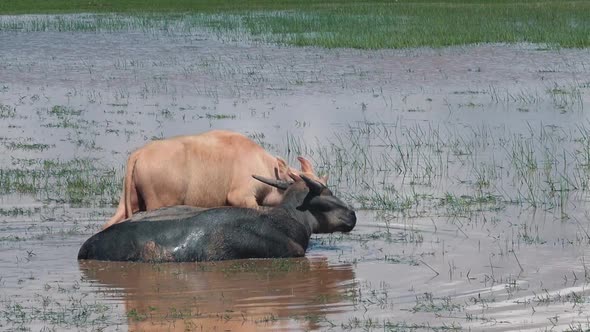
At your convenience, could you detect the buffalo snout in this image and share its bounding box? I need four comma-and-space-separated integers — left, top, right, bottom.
339, 210, 357, 232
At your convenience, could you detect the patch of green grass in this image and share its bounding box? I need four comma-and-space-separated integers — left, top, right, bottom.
1, 295, 111, 330
1, 1, 589, 48
382, 254, 420, 266
0, 104, 16, 118
0, 158, 120, 206
255, 313, 279, 324
126, 308, 147, 322
41, 119, 81, 129
350, 191, 415, 211
341, 317, 462, 331
33, 105, 87, 129
205, 113, 236, 120
49, 105, 83, 117
0, 206, 41, 217
0, 235, 28, 242
440, 192, 504, 215
410, 293, 463, 314
5, 141, 52, 152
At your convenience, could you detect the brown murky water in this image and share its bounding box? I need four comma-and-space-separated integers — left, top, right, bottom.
79, 258, 355, 331
2, 14, 590, 331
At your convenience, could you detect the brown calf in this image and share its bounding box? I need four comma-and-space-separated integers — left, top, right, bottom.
102, 130, 326, 229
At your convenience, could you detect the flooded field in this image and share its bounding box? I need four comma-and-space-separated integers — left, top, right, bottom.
2, 14, 590, 331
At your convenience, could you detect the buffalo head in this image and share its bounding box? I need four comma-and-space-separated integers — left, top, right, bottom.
253, 174, 356, 233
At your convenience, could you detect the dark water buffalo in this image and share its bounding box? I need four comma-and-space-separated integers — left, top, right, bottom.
78, 174, 356, 262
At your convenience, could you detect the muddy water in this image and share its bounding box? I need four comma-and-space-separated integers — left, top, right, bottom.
79, 258, 355, 331
2, 15, 590, 331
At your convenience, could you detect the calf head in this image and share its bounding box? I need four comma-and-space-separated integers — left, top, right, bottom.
253, 174, 356, 233
276, 157, 328, 186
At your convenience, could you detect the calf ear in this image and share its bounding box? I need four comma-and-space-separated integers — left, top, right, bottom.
288, 171, 302, 182
275, 157, 289, 179
320, 175, 329, 184
297, 156, 315, 173
300, 174, 324, 195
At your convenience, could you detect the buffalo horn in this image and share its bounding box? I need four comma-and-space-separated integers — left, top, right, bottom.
300, 174, 325, 194
252, 175, 291, 190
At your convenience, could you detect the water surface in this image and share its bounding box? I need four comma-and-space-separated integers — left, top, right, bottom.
1, 15, 590, 331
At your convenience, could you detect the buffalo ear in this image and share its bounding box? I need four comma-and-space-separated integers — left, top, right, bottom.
299, 174, 325, 195
252, 175, 291, 190
297, 156, 315, 173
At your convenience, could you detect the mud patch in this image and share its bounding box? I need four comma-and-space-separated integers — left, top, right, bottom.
140, 240, 173, 262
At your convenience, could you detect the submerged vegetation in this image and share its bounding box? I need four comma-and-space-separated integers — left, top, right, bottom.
0, 158, 119, 206
0, 0, 589, 48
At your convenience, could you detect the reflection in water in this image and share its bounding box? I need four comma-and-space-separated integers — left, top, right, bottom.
79, 257, 356, 331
